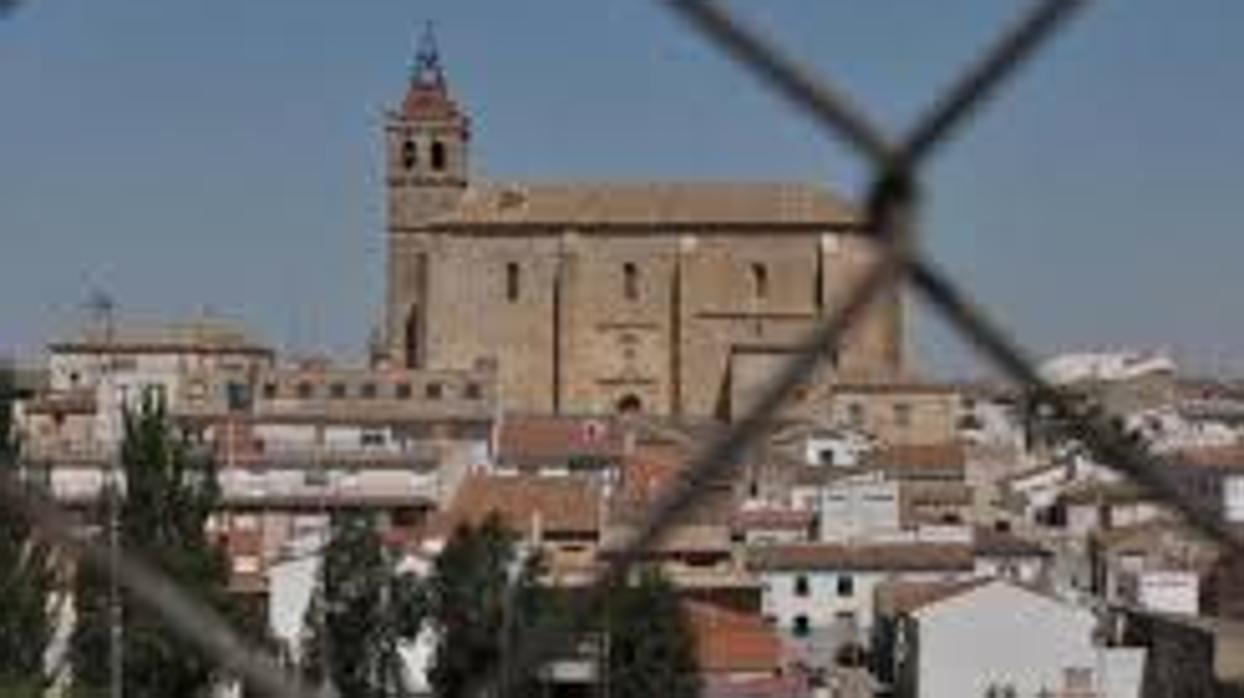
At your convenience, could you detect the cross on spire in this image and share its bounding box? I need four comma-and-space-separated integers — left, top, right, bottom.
411, 21, 445, 88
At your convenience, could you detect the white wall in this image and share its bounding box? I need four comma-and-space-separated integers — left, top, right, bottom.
914, 582, 1144, 698
763, 569, 960, 639
1137, 571, 1200, 616
1225, 475, 1244, 523
817, 473, 901, 542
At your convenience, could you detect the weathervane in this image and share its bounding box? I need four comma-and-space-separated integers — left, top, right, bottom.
412, 21, 445, 88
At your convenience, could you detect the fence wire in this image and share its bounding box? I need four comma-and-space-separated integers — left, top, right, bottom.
2, 0, 1242, 696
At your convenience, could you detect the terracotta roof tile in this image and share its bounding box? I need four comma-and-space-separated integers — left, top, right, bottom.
685, 601, 783, 674
864, 444, 966, 474
748, 542, 975, 572
497, 415, 623, 464
1171, 446, 1244, 470
732, 508, 816, 531
972, 526, 1051, 558
874, 577, 995, 616
442, 474, 601, 536
424, 182, 857, 228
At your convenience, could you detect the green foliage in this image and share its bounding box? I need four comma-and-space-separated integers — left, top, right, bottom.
300, 511, 420, 698
0, 363, 56, 691
603, 569, 700, 698
426, 513, 558, 698
70, 389, 236, 698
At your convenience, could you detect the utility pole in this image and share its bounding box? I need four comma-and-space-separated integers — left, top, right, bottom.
87, 289, 122, 698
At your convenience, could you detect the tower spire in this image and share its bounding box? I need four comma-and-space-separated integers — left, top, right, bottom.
411, 21, 445, 88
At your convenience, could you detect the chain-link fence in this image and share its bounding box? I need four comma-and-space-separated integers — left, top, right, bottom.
2, 1, 1241, 696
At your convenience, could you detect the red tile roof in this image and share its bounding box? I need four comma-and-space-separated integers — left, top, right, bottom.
497, 415, 623, 463
684, 601, 783, 675
732, 509, 816, 531
441, 474, 601, 536
874, 578, 995, 616
972, 526, 1051, 558
865, 444, 967, 473
748, 542, 975, 572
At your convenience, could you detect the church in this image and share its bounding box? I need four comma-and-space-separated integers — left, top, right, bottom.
383, 33, 903, 418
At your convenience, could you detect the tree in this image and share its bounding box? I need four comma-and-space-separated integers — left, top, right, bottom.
0, 363, 56, 696
426, 514, 555, 698
70, 389, 235, 697
603, 569, 700, 698
300, 510, 421, 698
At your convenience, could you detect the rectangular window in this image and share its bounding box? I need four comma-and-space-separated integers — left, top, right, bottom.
894, 402, 913, 428
330, 382, 347, 399
794, 575, 810, 597
262, 382, 278, 400
506, 262, 521, 302
359, 382, 377, 399
296, 382, 314, 399
425, 382, 443, 400
623, 263, 639, 301
394, 382, 413, 400
837, 574, 854, 597
847, 402, 865, 427
464, 382, 482, 400
792, 614, 810, 638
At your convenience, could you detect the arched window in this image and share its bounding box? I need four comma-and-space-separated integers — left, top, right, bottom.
616, 393, 642, 414
405, 305, 421, 369
401, 139, 417, 170
430, 140, 446, 171
505, 262, 520, 302
751, 262, 768, 299
623, 262, 639, 301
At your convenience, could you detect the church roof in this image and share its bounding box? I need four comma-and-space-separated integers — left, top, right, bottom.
422, 181, 859, 229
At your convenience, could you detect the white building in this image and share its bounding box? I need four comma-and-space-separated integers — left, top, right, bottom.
41, 320, 273, 452
749, 542, 976, 669
814, 471, 902, 542
894, 579, 1146, 698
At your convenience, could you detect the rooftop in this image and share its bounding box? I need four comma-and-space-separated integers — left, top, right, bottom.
437, 473, 602, 537
748, 542, 975, 572
419, 181, 858, 229
684, 601, 783, 675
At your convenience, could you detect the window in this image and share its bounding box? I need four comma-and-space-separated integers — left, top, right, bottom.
794, 575, 810, 597
395, 382, 413, 399
232, 555, 260, 575
430, 140, 446, 171
505, 262, 521, 302
792, 615, 810, 638
359, 382, 377, 399
296, 382, 314, 399
1064, 667, 1093, 692
623, 262, 639, 301
401, 139, 417, 170
985, 684, 1017, 698
837, 574, 854, 597
262, 382, 278, 400
329, 382, 347, 399
894, 402, 913, 428
847, 402, 865, 427
464, 382, 482, 400
425, 382, 443, 400
751, 262, 768, 299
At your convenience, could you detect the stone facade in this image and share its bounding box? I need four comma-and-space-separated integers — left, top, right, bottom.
384, 46, 903, 418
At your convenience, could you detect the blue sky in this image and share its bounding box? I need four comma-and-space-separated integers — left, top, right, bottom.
1, 1, 1242, 376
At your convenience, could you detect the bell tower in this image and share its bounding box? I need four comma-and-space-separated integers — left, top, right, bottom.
385, 24, 470, 368
386, 24, 470, 226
